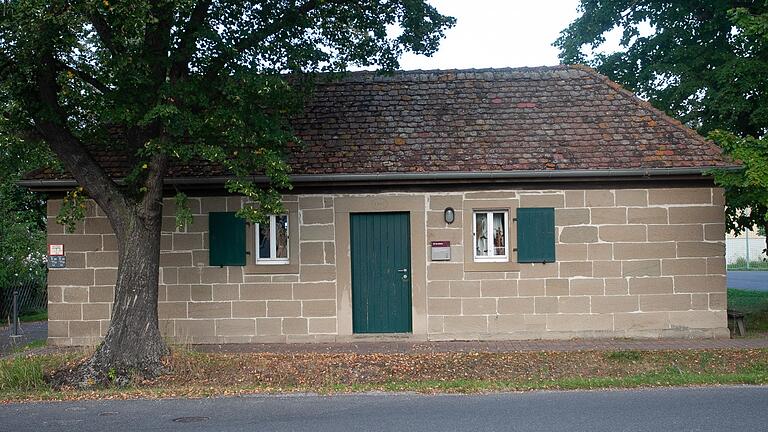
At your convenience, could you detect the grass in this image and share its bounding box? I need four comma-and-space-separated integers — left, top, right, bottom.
19, 310, 47, 323
728, 289, 768, 334
1, 348, 767, 402
727, 257, 768, 271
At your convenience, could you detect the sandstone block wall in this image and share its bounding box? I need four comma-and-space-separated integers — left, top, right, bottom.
47, 186, 728, 345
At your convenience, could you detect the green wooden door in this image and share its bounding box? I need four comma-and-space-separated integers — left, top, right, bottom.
350, 212, 412, 333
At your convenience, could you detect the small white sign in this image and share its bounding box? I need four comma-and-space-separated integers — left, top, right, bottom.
48, 244, 64, 256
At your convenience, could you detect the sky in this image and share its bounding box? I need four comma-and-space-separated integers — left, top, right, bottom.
396, 0, 623, 71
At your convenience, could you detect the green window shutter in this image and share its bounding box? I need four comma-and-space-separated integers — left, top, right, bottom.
209, 212, 246, 266
516, 207, 556, 263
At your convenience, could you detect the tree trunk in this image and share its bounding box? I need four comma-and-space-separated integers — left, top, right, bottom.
50, 205, 169, 388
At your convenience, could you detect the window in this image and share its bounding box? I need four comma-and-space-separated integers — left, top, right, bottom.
473, 210, 508, 262
256, 215, 289, 264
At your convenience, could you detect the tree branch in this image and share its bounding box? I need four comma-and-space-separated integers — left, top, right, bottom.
89, 11, 119, 57
34, 47, 129, 233
170, 0, 213, 82
54, 60, 111, 94
202, 0, 343, 81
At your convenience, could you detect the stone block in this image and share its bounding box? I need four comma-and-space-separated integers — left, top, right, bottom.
267, 300, 302, 317
488, 314, 527, 332
173, 233, 203, 251
300, 265, 337, 282
48, 303, 81, 321
668, 310, 725, 329
588, 244, 613, 260
429, 194, 463, 211
557, 244, 588, 261
240, 283, 293, 300
191, 284, 212, 301
519, 194, 564, 208
677, 242, 725, 258
443, 316, 488, 333
300, 224, 334, 241
302, 209, 334, 225
429, 298, 462, 315
201, 197, 227, 213
661, 258, 708, 276
48, 269, 95, 286
428, 281, 450, 297
63, 286, 89, 303
428, 262, 464, 281
188, 302, 231, 318
585, 190, 614, 207
256, 318, 283, 335
614, 312, 669, 331
449, 281, 481, 297
559, 226, 598, 243
649, 188, 712, 205
517, 279, 545, 296
704, 224, 726, 241
615, 189, 648, 206
232, 301, 267, 318
298, 196, 324, 210
591, 295, 638, 313
48, 286, 62, 303
647, 225, 703, 241
627, 207, 667, 224
622, 260, 661, 277
283, 318, 308, 335
302, 300, 336, 317
462, 298, 497, 315
534, 296, 558, 314
604, 278, 628, 295
707, 257, 726, 275
177, 267, 201, 284
639, 294, 691, 311
177, 319, 215, 337
480, 279, 517, 297
201, 267, 228, 284
547, 314, 612, 331
614, 243, 676, 260
47, 234, 102, 251
216, 319, 256, 336
95, 269, 117, 286
498, 297, 535, 314
668, 206, 723, 224
166, 285, 191, 301
308, 317, 336, 334
324, 243, 335, 264
159, 302, 188, 319
628, 277, 674, 295
674, 275, 726, 293
591, 208, 627, 225
565, 190, 585, 207
70, 321, 101, 338
560, 261, 592, 277
709, 292, 727, 310
299, 242, 325, 264
593, 261, 622, 277
570, 279, 604, 295
545, 279, 569, 296
293, 282, 336, 300
555, 208, 590, 226
599, 225, 646, 242
557, 296, 590, 313
48, 321, 69, 338
519, 263, 558, 278
212, 284, 240, 301
83, 303, 110, 320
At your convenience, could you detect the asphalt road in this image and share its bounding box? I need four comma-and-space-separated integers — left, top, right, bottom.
728, 271, 768, 291
1, 386, 767, 432
0, 321, 47, 355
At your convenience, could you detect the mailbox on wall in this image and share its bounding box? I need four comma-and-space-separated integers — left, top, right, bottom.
430, 241, 451, 261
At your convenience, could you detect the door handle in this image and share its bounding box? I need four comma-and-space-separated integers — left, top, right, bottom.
396, 268, 408, 273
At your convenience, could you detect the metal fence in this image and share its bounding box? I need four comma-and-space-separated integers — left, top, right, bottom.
0, 278, 47, 321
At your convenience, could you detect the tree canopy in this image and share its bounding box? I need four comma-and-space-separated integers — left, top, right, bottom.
556, 1, 768, 245
0, 0, 455, 385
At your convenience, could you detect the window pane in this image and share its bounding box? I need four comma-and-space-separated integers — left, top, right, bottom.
258, 219, 271, 259
475, 213, 488, 256
275, 215, 289, 259
493, 212, 506, 256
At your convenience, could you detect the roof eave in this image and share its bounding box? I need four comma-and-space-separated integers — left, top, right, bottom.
18, 166, 741, 191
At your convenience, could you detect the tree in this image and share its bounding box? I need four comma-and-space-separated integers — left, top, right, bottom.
555, 0, 768, 248
0, 136, 52, 289
0, 0, 454, 385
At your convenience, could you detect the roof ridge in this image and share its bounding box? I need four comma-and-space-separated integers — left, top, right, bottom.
570, 64, 726, 160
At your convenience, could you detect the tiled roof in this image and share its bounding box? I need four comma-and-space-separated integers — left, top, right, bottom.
27, 65, 730, 181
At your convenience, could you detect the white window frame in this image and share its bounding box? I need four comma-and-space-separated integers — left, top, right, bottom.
473, 210, 509, 263
255, 214, 289, 265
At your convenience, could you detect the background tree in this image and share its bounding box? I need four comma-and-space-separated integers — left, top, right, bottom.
0, 0, 454, 385
556, 0, 768, 249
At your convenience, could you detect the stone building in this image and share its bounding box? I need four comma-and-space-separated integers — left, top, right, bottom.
23, 66, 734, 345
